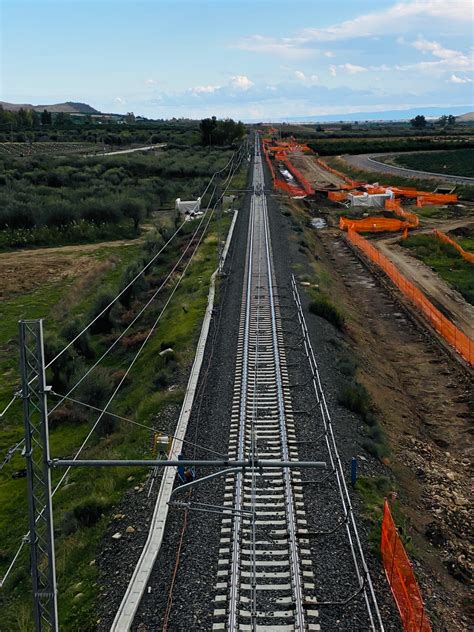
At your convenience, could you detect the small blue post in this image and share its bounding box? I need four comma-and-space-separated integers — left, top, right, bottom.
351, 457, 357, 488
177, 453, 185, 483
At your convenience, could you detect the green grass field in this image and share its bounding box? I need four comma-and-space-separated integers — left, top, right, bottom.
400, 233, 474, 305
0, 220, 228, 630
389, 148, 474, 177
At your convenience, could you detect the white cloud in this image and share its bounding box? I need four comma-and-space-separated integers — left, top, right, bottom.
230, 75, 254, 90
413, 37, 469, 63
144, 79, 157, 86
114, 97, 125, 104
236, 1, 471, 58
396, 37, 473, 73
449, 74, 473, 83
338, 63, 368, 74
324, 51, 335, 58
189, 84, 221, 94
235, 34, 311, 59
330, 65, 337, 77
301, 1, 470, 42
294, 70, 319, 84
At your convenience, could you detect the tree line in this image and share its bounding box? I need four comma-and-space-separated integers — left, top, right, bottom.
199, 117, 246, 146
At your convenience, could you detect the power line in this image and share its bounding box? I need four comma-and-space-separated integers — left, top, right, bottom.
0, 147, 241, 420
1, 148, 244, 587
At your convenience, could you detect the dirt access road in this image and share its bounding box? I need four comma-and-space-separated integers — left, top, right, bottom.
289, 150, 347, 188
341, 153, 474, 185
373, 218, 474, 339
316, 229, 473, 631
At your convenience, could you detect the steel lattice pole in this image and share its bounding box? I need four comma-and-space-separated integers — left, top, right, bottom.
19, 320, 58, 632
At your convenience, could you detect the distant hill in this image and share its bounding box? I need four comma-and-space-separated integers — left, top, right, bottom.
456, 112, 474, 122
259, 106, 473, 124
0, 101, 100, 114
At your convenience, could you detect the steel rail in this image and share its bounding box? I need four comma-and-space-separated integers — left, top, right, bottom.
226, 135, 308, 631
262, 193, 306, 630
228, 144, 257, 632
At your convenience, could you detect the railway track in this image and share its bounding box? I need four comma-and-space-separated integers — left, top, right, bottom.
212, 137, 320, 631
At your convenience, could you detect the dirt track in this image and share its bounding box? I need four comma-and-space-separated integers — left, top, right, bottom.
289, 150, 346, 188
319, 231, 473, 630
373, 219, 474, 339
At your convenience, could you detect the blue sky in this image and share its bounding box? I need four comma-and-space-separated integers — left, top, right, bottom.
1, 0, 473, 120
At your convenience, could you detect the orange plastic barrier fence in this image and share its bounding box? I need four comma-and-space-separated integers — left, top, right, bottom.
340, 216, 407, 232
328, 191, 348, 202
433, 230, 474, 263
282, 156, 315, 196
416, 193, 458, 206
315, 158, 360, 188
263, 140, 307, 197
346, 229, 473, 365
385, 200, 419, 228
275, 179, 306, 196
381, 500, 432, 632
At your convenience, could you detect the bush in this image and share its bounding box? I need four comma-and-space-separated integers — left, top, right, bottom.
337, 356, 357, 377
338, 380, 370, 417
362, 438, 389, 460
73, 497, 110, 528
89, 291, 116, 334
309, 296, 345, 330
75, 366, 113, 408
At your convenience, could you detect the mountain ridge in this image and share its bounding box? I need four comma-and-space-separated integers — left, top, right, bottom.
0, 101, 100, 114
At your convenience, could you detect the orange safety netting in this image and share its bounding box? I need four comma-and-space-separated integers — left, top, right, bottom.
315, 158, 360, 188
433, 230, 474, 263
346, 228, 473, 365
416, 193, 458, 206
339, 216, 408, 232
328, 191, 349, 202
385, 199, 419, 228
281, 155, 314, 196
381, 500, 432, 632
263, 139, 310, 197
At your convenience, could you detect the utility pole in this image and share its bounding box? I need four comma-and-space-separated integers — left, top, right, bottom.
19, 320, 58, 632
13, 318, 325, 629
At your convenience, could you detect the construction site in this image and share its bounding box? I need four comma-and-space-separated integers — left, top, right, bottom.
262, 130, 473, 363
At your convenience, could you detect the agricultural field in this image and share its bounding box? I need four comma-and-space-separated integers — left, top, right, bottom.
306, 135, 474, 156
0, 142, 97, 157
0, 147, 233, 249
384, 148, 474, 177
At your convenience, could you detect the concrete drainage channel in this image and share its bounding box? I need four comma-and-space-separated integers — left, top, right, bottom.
110, 209, 239, 631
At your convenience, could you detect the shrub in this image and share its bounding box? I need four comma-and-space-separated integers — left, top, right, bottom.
75, 366, 113, 408
73, 498, 110, 528
309, 296, 345, 330
337, 356, 357, 377
338, 380, 370, 417
89, 290, 116, 334
362, 438, 389, 460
